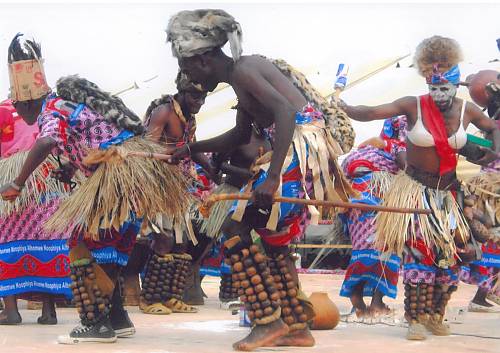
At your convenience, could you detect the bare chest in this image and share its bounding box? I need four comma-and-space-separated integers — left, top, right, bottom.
234, 87, 273, 128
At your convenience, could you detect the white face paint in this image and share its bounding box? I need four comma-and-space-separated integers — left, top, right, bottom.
428, 83, 457, 111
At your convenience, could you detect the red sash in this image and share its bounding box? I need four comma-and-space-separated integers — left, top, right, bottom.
420, 94, 457, 175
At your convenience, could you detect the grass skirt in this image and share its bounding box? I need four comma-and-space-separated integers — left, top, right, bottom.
200, 183, 239, 239
375, 171, 469, 265
44, 137, 192, 240
0, 151, 68, 217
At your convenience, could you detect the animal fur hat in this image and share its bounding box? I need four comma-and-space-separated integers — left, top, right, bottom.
166, 9, 243, 61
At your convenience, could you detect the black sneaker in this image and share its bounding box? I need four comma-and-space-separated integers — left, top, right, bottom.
110, 309, 136, 338
57, 318, 117, 344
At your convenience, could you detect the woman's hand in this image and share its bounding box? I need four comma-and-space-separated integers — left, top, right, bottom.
0, 183, 21, 202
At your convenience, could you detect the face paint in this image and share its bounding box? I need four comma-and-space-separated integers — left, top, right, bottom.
428, 83, 457, 111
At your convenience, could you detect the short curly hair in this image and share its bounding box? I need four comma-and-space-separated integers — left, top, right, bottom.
413, 35, 463, 78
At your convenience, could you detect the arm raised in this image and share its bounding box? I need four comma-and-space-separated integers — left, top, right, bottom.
342, 96, 414, 122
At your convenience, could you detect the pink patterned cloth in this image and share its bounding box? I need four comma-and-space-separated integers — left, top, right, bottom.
0, 99, 39, 158
403, 263, 460, 286
346, 208, 376, 251
402, 221, 460, 286
342, 145, 399, 177
0, 198, 68, 243
37, 95, 124, 176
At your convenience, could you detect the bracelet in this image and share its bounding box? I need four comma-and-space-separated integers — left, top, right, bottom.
10, 181, 24, 191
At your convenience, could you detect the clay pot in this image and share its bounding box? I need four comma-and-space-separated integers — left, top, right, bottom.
309, 292, 340, 330
466, 70, 500, 108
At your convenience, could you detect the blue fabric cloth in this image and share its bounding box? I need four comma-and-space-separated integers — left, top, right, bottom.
340, 249, 401, 299
90, 247, 130, 266
429, 65, 460, 85
99, 129, 135, 150
0, 240, 72, 298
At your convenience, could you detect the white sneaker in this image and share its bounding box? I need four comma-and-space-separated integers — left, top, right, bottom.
220, 300, 241, 310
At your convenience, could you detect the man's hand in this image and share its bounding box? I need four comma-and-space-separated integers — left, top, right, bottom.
51, 163, 76, 184
168, 144, 190, 164
0, 183, 21, 202
252, 175, 280, 209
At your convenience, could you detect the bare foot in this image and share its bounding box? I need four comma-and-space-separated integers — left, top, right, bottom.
269, 327, 315, 347
233, 319, 289, 351
368, 303, 392, 317
355, 308, 369, 318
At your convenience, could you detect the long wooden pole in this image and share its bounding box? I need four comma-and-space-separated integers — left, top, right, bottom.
126, 151, 172, 161
200, 193, 431, 215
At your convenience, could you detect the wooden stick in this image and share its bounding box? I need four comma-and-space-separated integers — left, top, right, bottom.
126, 151, 172, 161
289, 244, 352, 249
199, 193, 432, 217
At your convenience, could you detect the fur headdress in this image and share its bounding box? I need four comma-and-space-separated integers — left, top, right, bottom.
56, 75, 144, 134
413, 35, 463, 85
166, 9, 243, 61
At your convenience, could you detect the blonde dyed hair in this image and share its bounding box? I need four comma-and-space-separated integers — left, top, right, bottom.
414, 35, 463, 78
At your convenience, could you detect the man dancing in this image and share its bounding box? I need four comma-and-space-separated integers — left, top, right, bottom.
139, 72, 210, 315
166, 9, 355, 351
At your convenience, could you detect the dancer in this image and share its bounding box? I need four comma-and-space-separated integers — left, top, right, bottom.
0, 98, 70, 325
166, 9, 355, 351
139, 71, 209, 315
339, 116, 407, 318
340, 36, 500, 340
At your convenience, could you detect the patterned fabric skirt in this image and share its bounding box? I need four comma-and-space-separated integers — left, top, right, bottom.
460, 240, 500, 291
0, 199, 71, 299
229, 146, 306, 247
341, 249, 400, 298
200, 234, 231, 277
68, 216, 142, 266
460, 264, 498, 291
402, 213, 461, 286
339, 196, 400, 298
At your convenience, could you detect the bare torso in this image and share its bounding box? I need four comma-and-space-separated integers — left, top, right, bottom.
231, 55, 307, 128
147, 100, 194, 150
